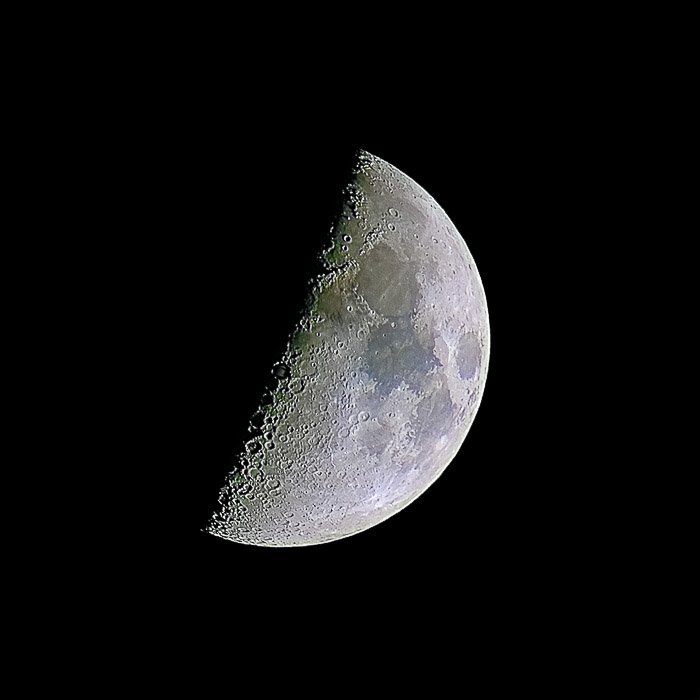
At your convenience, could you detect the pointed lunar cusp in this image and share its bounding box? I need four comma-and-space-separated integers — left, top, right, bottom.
207, 150, 490, 547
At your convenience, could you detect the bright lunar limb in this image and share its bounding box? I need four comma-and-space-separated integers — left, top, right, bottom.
207, 150, 490, 546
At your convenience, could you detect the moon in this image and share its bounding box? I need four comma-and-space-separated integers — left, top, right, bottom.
207, 150, 490, 546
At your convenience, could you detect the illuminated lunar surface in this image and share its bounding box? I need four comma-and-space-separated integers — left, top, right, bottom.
207, 150, 490, 546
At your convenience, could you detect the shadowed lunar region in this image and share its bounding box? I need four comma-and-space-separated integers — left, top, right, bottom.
207, 150, 490, 546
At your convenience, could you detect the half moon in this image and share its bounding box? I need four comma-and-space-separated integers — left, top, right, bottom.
207, 150, 490, 546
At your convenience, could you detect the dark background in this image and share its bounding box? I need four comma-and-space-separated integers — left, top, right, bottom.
7, 7, 688, 689
91, 78, 695, 691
